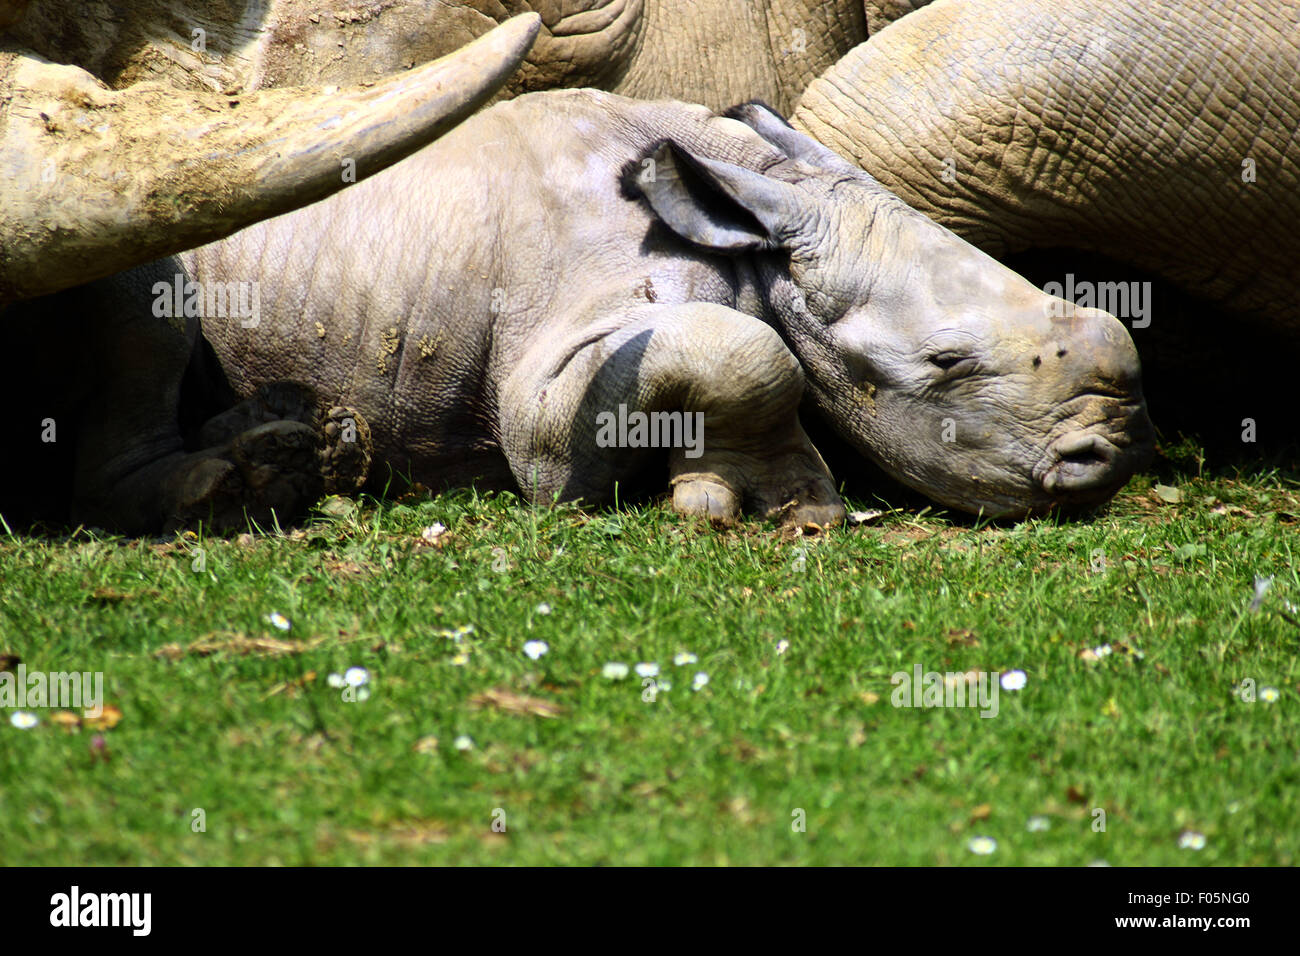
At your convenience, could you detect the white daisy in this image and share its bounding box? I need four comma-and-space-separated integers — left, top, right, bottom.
692, 672, 710, 691
602, 662, 629, 680
967, 836, 997, 855
1260, 686, 1280, 703
327, 673, 346, 688
635, 662, 659, 678
9, 711, 38, 730
524, 640, 549, 660
344, 666, 369, 687
1000, 670, 1027, 691
1178, 830, 1207, 850
535, 603, 552, 615
775, 640, 790, 655
453, 734, 474, 751
674, 652, 698, 667
268, 612, 292, 631
1027, 816, 1050, 832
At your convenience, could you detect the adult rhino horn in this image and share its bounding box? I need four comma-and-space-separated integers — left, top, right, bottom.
0, 12, 541, 304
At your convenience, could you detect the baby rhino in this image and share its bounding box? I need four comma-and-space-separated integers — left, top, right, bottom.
8, 90, 1153, 532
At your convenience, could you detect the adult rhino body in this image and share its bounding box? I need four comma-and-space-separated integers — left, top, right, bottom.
184, 89, 1152, 527
9, 0, 867, 114
795, 0, 1300, 339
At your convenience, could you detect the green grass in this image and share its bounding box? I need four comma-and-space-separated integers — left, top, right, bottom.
1, 467, 1297, 865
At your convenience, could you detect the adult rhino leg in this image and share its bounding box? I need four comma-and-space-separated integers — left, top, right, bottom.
499, 303, 845, 527
32, 260, 325, 533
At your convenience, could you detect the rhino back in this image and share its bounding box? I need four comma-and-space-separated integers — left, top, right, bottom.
189, 89, 773, 485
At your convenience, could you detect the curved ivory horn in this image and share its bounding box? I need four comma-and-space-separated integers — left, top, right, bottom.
0, 12, 541, 304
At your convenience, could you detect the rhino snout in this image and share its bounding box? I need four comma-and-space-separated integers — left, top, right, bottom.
1040, 427, 1150, 505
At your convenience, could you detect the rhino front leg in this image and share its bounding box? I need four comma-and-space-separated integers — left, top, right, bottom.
499, 303, 845, 526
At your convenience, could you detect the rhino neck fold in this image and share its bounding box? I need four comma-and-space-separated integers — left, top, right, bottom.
754, 258, 866, 443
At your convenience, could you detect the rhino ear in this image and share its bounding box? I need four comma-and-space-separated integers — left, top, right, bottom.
623, 140, 803, 253
724, 100, 861, 176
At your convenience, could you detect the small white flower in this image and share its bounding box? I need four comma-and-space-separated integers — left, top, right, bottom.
421, 522, 447, 544
635, 662, 659, 678
1260, 686, 1280, 703
355, 686, 371, 702
692, 672, 709, 691
524, 640, 549, 660
1249, 575, 1273, 613
602, 662, 629, 680
268, 612, 292, 631
535, 602, 552, 615
1027, 816, 1051, 832
674, 652, 698, 667
344, 666, 369, 687
658, 679, 672, 692
775, 640, 790, 655
1000, 670, 1027, 691
1094, 644, 1113, 657
967, 836, 997, 855
1178, 830, 1207, 850
453, 735, 474, 751
10, 711, 38, 730
327, 673, 346, 688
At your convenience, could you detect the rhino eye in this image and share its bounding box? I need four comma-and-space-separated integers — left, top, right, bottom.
928, 352, 970, 372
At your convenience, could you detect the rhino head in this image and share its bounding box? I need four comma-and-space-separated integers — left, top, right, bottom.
635, 102, 1153, 518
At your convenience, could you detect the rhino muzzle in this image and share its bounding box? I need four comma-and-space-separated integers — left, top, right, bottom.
1039, 411, 1154, 508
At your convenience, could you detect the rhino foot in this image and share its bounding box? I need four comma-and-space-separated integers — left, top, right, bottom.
319, 405, 373, 496
196, 381, 319, 448
669, 437, 846, 529
761, 473, 847, 529
671, 475, 742, 522
195, 383, 373, 508
164, 420, 322, 532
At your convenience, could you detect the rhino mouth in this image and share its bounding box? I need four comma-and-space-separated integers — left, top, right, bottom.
1037, 424, 1152, 506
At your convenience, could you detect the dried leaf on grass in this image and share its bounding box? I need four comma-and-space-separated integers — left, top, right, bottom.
83, 704, 123, 730
262, 671, 317, 699
51, 704, 124, 732
468, 687, 564, 718
87, 587, 160, 604
1152, 484, 1183, 504
155, 631, 324, 660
